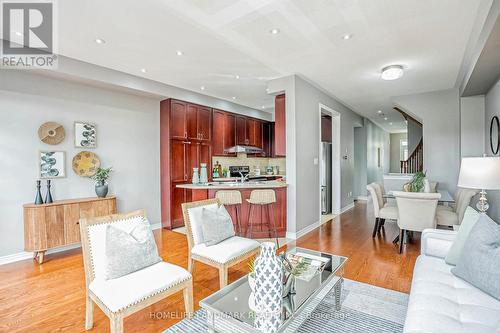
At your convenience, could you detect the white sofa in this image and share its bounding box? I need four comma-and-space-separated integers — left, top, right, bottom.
404, 229, 500, 333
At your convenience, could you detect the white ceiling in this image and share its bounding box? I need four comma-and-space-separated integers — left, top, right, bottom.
57, 0, 484, 132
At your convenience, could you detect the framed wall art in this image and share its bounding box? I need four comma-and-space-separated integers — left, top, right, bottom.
74, 122, 97, 148
39, 151, 66, 178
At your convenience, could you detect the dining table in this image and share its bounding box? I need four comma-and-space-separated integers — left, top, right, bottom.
384, 189, 455, 204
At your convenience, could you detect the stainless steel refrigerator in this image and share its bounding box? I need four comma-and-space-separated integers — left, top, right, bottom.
321, 142, 332, 214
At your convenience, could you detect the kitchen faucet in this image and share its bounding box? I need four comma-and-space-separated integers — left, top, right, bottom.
238, 171, 250, 183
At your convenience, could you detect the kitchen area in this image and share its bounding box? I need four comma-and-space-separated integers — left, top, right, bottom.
160, 94, 288, 238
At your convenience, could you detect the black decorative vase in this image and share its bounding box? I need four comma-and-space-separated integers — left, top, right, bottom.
34, 180, 44, 205
45, 180, 53, 204
95, 182, 108, 198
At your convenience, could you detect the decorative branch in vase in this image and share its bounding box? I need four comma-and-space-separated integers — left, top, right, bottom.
91, 167, 113, 198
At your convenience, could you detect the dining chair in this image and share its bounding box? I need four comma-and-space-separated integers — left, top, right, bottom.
181, 198, 260, 288
79, 210, 193, 333
367, 183, 398, 237
436, 189, 478, 227
393, 191, 441, 253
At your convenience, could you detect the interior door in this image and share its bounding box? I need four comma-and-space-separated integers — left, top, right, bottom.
170, 100, 187, 139
197, 106, 211, 141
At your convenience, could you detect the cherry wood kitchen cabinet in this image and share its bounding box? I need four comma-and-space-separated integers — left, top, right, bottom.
236, 116, 263, 148
187, 103, 211, 141
235, 115, 247, 145
170, 100, 188, 139
212, 109, 236, 156
274, 94, 286, 156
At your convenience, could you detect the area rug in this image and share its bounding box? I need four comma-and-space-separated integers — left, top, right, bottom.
164, 278, 409, 333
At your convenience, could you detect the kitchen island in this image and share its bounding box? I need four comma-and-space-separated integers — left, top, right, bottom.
176, 181, 287, 238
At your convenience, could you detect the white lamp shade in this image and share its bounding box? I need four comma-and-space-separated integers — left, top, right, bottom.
457, 157, 500, 190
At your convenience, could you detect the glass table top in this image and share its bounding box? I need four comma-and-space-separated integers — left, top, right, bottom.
200, 247, 348, 332
384, 189, 455, 203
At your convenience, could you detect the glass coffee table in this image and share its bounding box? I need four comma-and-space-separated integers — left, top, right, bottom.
200, 247, 348, 333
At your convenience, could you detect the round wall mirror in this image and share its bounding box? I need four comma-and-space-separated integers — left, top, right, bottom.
490, 116, 500, 155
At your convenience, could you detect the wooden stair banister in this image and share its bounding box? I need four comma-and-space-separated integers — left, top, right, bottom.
400, 138, 423, 173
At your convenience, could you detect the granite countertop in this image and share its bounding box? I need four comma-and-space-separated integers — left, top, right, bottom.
176, 180, 288, 190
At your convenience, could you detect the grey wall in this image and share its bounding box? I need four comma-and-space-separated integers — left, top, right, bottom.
0, 71, 161, 257
390, 133, 408, 173
353, 126, 367, 198
268, 75, 363, 235
407, 117, 422, 155
485, 78, 500, 221
393, 89, 461, 193
365, 119, 390, 185
461, 95, 485, 157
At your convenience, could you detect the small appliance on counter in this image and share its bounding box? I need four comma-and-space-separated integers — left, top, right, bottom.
229, 166, 250, 178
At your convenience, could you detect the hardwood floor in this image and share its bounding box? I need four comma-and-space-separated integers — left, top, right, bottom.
0, 201, 419, 333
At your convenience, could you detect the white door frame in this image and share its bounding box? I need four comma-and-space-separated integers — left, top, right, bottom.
319, 103, 341, 219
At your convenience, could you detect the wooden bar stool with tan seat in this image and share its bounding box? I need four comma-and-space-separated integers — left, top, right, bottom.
247, 189, 279, 247
215, 190, 243, 235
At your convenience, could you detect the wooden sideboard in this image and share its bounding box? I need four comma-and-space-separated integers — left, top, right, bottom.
23, 196, 117, 263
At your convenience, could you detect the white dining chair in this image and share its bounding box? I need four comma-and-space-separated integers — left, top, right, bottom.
436, 189, 478, 227
393, 191, 441, 253
367, 183, 398, 237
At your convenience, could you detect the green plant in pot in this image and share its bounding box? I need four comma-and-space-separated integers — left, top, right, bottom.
91, 167, 113, 198
405, 171, 427, 192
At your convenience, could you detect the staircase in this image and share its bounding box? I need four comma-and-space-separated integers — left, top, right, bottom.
394, 107, 423, 173
400, 138, 423, 173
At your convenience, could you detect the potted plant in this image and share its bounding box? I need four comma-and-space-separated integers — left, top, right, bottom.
91, 167, 113, 198
404, 171, 427, 192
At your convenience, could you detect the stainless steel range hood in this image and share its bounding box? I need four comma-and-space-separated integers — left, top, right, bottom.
224, 145, 263, 154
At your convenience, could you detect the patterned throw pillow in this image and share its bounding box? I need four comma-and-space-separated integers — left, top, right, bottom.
104, 218, 161, 280
452, 214, 500, 300
201, 205, 235, 246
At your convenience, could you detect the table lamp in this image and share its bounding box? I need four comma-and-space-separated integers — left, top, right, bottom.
457, 157, 500, 213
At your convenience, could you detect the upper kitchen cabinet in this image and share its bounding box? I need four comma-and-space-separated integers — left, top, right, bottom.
274, 94, 286, 156
186, 103, 211, 141
236, 116, 263, 148
170, 100, 188, 139
212, 109, 236, 156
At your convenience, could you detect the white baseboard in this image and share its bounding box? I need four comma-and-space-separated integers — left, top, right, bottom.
340, 203, 355, 213
0, 221, 164, 266
355, 196, 368, 201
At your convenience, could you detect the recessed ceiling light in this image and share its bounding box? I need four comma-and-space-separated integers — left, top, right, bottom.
381, 65, 404, 80
270, 28, 280, 35
377, 110, 382, 114
261, 106, 266, 109
235, 75, 240, 79
15, 31, 23, 37
389, 122, 393, 125
140, 68, 147, 73
342, 34, 353, 40
266, 88, 270, 93
95, 38, 105, 44
200, 86, 205, 90
232, 96, 236, 100
384, 117, 388, 121
176, 50, 183, 56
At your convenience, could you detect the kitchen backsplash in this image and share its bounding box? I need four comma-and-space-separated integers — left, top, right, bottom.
212, 153, 286, 175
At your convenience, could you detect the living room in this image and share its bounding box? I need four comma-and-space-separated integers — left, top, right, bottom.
1, 1, 499, 332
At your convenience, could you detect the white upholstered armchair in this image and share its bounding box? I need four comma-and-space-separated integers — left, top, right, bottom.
367, 183, 399, 237
79, 210, 193, 333
393, 191, 441, 253
436, 189, 478, 227
181, 198, 260, 288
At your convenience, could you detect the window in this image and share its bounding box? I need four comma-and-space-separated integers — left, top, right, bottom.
400, 140, 408, 161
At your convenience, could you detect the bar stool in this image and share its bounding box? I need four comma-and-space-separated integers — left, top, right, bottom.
247, 189, 278, 247
215, 190, 243, 235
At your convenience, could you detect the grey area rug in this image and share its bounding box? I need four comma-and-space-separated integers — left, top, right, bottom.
164, 278, 409, 333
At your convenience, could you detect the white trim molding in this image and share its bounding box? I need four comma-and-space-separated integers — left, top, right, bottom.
0, 221, 163, 266
355, 196, 368, 201
340, 203, 355, 214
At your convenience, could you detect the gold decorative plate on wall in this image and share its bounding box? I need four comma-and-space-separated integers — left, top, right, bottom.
38, 122, 65, 145
72, 151, 101, 177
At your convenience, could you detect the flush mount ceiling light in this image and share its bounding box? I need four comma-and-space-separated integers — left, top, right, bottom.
176, 50, 183, 56
381, 65, 404, 80
95, 38, 105, 44
342, 34, 353, 40
270, 28, 280, 35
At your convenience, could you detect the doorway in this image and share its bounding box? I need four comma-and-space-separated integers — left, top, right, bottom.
319, 103, 341, 224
